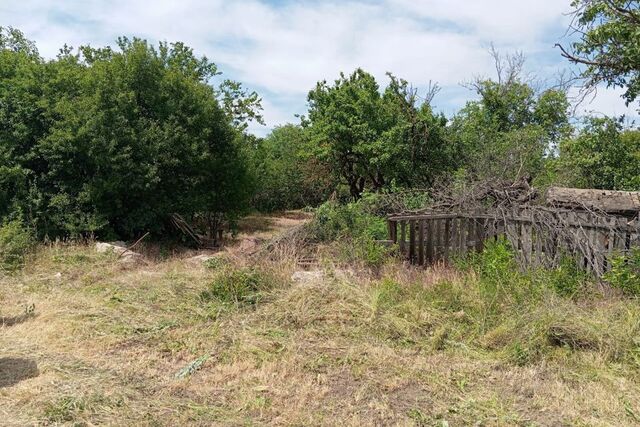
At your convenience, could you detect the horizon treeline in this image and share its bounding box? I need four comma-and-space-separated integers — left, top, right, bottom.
1, 5, 639, 241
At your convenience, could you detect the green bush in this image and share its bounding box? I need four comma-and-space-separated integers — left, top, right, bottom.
200, 267, 275, 306
542, 256, 589, 297
0, 219, 34, 272
1, 29, 254, 240
605, 248, 640, 296
308, 198, 387, 242
308, 197, 394, 268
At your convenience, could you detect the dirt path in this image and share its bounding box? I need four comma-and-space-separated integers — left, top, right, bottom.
219, 210, 312, 258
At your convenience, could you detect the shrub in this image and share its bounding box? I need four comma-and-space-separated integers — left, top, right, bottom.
605, 248, 640, 296
351, 236, 395, 268
308, 200, 387, 242
1, 32, 253, 241
0, 219, 34, 272
308, 198, 394, 268
542, 256, 589, 297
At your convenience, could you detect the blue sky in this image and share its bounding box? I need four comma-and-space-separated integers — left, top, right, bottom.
2, 0, 637, 135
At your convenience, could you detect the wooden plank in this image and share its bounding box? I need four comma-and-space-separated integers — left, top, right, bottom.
388, 220, 397, 243
577, 212, 592, 272
388, 213, 459, 221
629, 217, 640, 249
459, 217, 468, 256
592, 215, 607, 276
450, 216, 459, 256
426, 219, 435, 263
389, 212, 638, 231
434, 219, 442, 261
565, 211, 583, 270
418, 220, 425, 266
444, 217, 451, 262
475, 218, 485, 252
505, 209, 518, 253
533, 211, 543, 268
614, 216, 628, 253
399, 221, 406, 257
521, 210, 533, 266
466, 216, 475, 252
546, 186, 640, 216
409, 220, 416, 263
605, 216, 617, 272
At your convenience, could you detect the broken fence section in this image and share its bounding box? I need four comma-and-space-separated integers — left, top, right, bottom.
387, 208, 640, 277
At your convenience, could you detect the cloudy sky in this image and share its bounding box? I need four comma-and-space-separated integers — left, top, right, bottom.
2, 0, 637, 135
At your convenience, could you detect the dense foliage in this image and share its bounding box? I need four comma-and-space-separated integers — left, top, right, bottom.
0, 28, 258, 240
557, 117, 640, 190
0, 219, 34, 272
306, 69, 452, 199
2, 23, 639, 246
560, 0, 640, 107
450, 52, 571, 182
250, 124, 334, 211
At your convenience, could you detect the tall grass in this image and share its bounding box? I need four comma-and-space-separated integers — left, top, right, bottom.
367, 239, 640, 368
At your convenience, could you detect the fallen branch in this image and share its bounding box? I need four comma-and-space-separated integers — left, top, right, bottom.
117, 232, 150, 259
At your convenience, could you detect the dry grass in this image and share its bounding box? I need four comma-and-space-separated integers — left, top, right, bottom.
1, 214, 640, 426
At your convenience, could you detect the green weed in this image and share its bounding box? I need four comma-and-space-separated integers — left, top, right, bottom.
0, 219, 34, 272
200, 267, 277, 307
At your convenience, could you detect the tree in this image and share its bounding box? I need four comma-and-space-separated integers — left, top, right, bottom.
450, 50, 571, 181
306, 69, 452, 199
557, 0, 640, 106
0, 31, 255, 240
251, 124, 334, 211
558, 117, 640, 190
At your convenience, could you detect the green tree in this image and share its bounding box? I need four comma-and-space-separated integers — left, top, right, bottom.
558, 117, 640, 190
306, 69, 452, 199
558, 0, 640, 107
251, 124, 334, 211
0, 30, 255, 240
450, 51, 571, 181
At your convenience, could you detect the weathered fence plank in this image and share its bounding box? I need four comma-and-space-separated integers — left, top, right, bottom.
418, 219, 425, 265
388, 208, 639, 278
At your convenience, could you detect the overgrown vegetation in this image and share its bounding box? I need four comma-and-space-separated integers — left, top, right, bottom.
200, 266, 278, 308
2, 232, 640, 425
1, 4, 640, 425
370, 239, 640, 369
0, 27, 259, 240
606, 248, 640, 296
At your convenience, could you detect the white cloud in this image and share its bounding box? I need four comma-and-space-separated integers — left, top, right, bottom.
3, 0, 633, 132
570, 86, 640, 122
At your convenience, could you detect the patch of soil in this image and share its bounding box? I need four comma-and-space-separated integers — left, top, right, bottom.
0, 357, 39, 388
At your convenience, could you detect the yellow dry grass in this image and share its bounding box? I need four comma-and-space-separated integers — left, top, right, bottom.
1, 213, 639, 426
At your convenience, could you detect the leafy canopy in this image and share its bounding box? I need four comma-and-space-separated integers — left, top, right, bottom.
559, 0, 640, 107
306, 69, 452, 199
0, 28, 256, 239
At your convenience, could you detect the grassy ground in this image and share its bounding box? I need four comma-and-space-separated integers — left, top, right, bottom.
1, 213, 640, 426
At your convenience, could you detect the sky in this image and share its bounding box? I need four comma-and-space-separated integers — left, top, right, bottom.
2, 0, 638, 135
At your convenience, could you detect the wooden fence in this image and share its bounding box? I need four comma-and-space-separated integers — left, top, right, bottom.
387, 208, 640, 277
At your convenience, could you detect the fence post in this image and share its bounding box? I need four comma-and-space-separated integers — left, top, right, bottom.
409, 220, 416, 263
426, 219, 434, 263
388, 220, 397, 244
399, 221, 406, 257
418, 220, 425, 265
